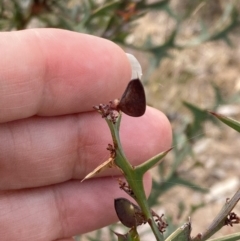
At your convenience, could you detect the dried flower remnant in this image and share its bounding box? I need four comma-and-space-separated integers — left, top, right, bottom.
152, 212, 168, 234
93, 102, 119, 124
118, 178, 136, 198
225, 212, 240, 226
107, 144, 116, 158
94, 78, 146, 123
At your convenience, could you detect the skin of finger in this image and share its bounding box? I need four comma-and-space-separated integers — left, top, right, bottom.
0, 29, 131, 123
0, 107, 172, 190
55, 239, 74, 241
0, 175, 152, 241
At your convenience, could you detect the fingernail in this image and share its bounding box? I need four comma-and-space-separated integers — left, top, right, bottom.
126, 53, 142, 79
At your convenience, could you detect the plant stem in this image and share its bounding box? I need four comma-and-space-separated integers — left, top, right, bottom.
192, 188, 240, 241
106, 116, 164, 241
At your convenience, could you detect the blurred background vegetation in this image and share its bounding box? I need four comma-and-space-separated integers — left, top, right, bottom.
1, 0, 240, 240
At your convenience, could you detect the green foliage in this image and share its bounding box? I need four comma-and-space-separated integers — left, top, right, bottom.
207, 232, 240, 241
209, 112, 240, 133
114, 228, 140, 241
165, 221, 191, 241
183, 101, 216, 139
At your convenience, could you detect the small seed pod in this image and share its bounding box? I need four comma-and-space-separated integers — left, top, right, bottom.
114, 198, 144, 228
118, 78, 146, 117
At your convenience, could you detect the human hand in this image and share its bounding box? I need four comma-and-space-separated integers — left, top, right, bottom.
0, 29, 172, 241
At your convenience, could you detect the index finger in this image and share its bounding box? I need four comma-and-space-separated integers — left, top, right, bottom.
0, 29, 131, 123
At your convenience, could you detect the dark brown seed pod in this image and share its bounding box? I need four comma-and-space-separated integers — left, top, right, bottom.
118, 78, 146, 117
114, 198, 145, 228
